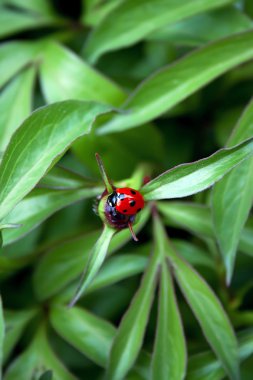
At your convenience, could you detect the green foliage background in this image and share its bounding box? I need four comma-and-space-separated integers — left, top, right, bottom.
0, 0, 253, 379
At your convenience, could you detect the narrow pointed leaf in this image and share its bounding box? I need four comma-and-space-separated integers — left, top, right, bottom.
0, 100, 111, 221
69, 225, 115, 307
85, 0, 235, 62
1, 186, 102, 245
212, 99, 253, 283
151, 261, 186, 380
107, 240, 160, 380
166, 239, 239, 380
0, 66, 36, 152
40, 42, 125, 106
98, 30, 253, 133
142, 138, 253, 200
50, 305, 115, 366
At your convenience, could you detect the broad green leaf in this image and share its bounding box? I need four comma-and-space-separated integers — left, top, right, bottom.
82, 0, 120, 26
0, 297, 4, 377
212, 99, 253, 283
40, 42, 125, 106
0, 7, 58, 38
98, 30, 253, 133
159, 201, 253, 257
3, 309, 36, 363
1, 186, 102, 245
50, 305, 115, 366
33, 206, 150, 300
4, 324, 76, 380
69, 224, 115, 307
0, 66, 36, 152
0, 100, 111, 221
151, 261, 186, 380
0, 41, 39, 89
149, 7, 253, 46
165, 239, 239, 380
85, 0, 235, 62
39, 166, 98, 190
107, 234, 160, 380
187, 329, 253, 380
142, 138, 253, 200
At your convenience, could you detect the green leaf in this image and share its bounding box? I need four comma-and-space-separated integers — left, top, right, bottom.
50, 305, 115, 367
0, 100, 111, 221
166, 240, 239, 380
4, 324, 76, 380
3, 309, 36, 364
40, 42, 125, 106
172, 239, 215, 269
0, 41, 39, 89
107, 234, 160, 380
149, 7, 253, 46
3, 0, 56, 17
85, 0, 235, 62
142, 138, 253, 200
39, 371, 53, 380
33, 206, 150, 300
1, 186, 102, 245
98, 30, 253, 133
0, 7, 58, 38
212, 99, 253, 283
0, 297, 4, 377
151, 261, 186, 380
68, 224, 115, 307
0, 66, 36, 152
187, 329, 253, 380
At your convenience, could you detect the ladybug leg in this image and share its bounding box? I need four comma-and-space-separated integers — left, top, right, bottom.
128, 222, 138, 242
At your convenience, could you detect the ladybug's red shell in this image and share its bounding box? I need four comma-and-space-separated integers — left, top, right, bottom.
114, 187, 144, 215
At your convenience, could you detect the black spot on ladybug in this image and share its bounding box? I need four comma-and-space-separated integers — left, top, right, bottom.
119, 193, 125, 200
130, 190, 136, 195
130, 200, 136, 207
137, 208, 141, 213
123, 209, 127, 213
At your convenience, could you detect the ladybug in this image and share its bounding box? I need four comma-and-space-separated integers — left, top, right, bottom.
107, 188, 145, 215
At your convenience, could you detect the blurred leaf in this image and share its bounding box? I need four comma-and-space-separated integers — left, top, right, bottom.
39, 370, 53, 380
0, 41, 39, 89
0, 100, 111, 221
68, 224, 115, 307
98, 30, 253, 133
82, 0, 120, 26
3, 309, 36, 364
33, 206, 150, 300
187, 329, 253, 380
40, 42, 125, 106
213, 98, 253, 283
166, 240, 239, 380
151, 261, 186, 380
85, 0, 235, 62
39, 166, 98, 190
157, 202, 214, 238
159, 201, 253, 257
149, 7, 253, 46
107, 225, 161, 380
3, 0, 56, 17
0, 7, 58, 39
4, 324, 76, 380
0, 66, 36, 152
72, 123, 165, 180
0, 297, 4, 377
1, 186, 102, 245
50, 305, 115, 366
142, 138, 253, 200
172, 239, 215, 269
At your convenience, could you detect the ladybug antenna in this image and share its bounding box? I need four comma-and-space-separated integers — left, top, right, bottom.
128, 222, 138, 242
95, 153, 114, 193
